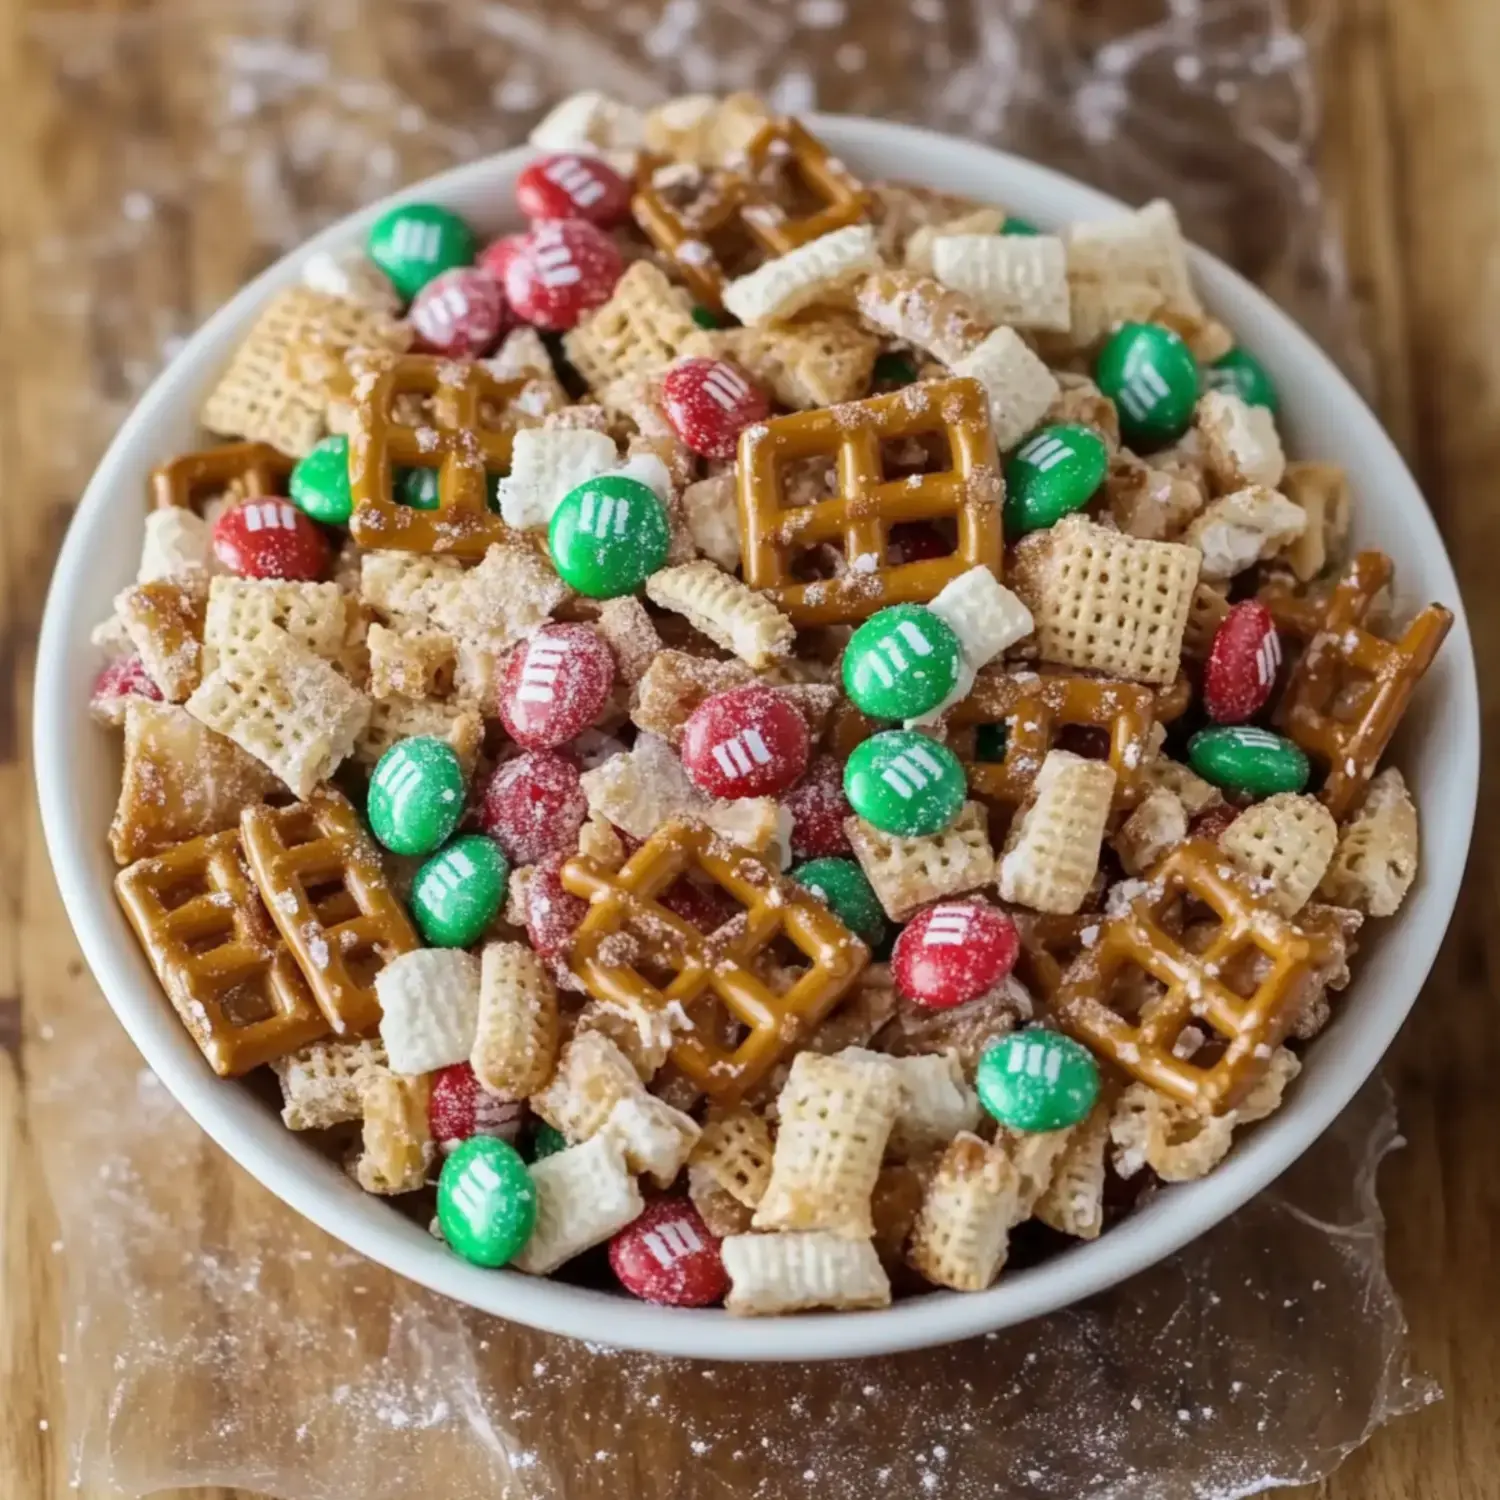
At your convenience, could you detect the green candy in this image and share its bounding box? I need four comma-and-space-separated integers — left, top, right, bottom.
366, 202, 476, 302
843, 604, 963, 721
289, 435, 353, 526
436, 1136, 537, 1268
974, 722, 1009, 762
396, 466, 442, 510
792, 858, 888, 946
1187, 725, 1310, 798
690, 304, 724, 330
366, 735, 466, 857
844, 730, 967, 838
977, 1028, 1100, 1133
1003, 423, 1110, 536
872, 351, 919, 387
529, 1122, 568, 1162
548, 474, 670, 598
410, 834, 509, 948
486, 471, 503, 512
1204, 346, 1279, 414
1095, 321, 1200, 451
1000, 215, 1041, 236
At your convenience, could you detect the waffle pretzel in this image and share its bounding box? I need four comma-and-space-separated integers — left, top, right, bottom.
632, 116, 869, 310
560, 817, 870, 1101
1259, 551, 1452, 819
737, 377, 1003, 626
1053, 838, 1334, 1114
949, 668, 1156, 811
239, 787, 419, 1037
347, 355, 531, 558
116, 827, 328, 1076
149, 442, 294, 514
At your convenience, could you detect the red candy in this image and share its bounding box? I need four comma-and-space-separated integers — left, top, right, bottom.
478, 232, 527, 283
523, 852, 590, 960
478, 750, 587, 865
516, 153, 631, 228
212, 496, 329, 581
680, 685, 810, 800
660, 358, 771, 460
1203, 600, 1282, 724
888, 522, 950, 564
428, 1063, 525, 1154
659, 876, 739, 934
90, 654, 163, 718
608, 1197, 728, 1307
1191, 803, 1239, 843
785, 754, 853, 858
498, 624, 615, 749
502, 219, 623, 331
408, 267, 509, 358
892, 901, 1020, 1010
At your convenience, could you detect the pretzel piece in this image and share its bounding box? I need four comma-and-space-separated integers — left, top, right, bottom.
374, 948, 481, 1075
149, 441, 295, 516
722, 1231, 891, 1315
845, 801, 996, 922
1219, 793, 1338, 917
645, 560, 794, 669
1317, 766, 1420, 916
512, 1134, 645, 1276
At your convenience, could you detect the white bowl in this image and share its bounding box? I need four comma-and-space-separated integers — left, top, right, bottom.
35, 118, 1479, 1361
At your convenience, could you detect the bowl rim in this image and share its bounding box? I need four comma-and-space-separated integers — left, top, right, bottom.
33, 114, 1480, 1362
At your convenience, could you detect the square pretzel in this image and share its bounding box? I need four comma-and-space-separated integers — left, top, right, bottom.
116, 827, 328, 1076
560, 818, 869, 1101
149, 443, 294, 515
1053, 838, 1330, 1113
1259, 551, 1452, 819
347, 354, 531, 558
949, 668, 1156, 811
737, 377, 1003, 626
239, 787, 419, 1038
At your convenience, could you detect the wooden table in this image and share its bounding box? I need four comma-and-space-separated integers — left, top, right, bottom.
1, 1, 1495, 1496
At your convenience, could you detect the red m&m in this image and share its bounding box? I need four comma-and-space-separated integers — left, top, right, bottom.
660, 357, 771, 459
477, 749, 587, 865
498, 624, 615, 749
408, 266, 509, 358
516, 153, 631, 228
502, 219, 623, 331
522, 852, 591, 961
681, 685, 810, 800
892, 901, 1021, 1010
784, 753, 853, 858
428, 1062, 526, 1154
608, 1197, 728, 1307
90, 654, 163, 719
1204, 600, 1282, 724
212, 496, 329, 580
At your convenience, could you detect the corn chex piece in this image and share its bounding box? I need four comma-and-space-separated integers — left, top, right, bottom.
359, 550, 465, 627
1139, 754, 1224, 817
513, 1133, 646, 1275
354, 695, 483, 775
722, 1231, 891, 1316
645, 560, 795, 670
844, 1047, 980, 1161
430, 540, 570, 650
998, 750, 1116, 915
592, 595, 662, 687
353, 1072, 433, 1196
949, 325, 1061, 450
115, 579, 207, 703
1277, 461, 1352, 582
529, 1030, 643, 1142
1112, 787, 1189, 878
184, 627, 369, 797
631, 650, 754, 744
1195, 391, 1286, 494
1183, 485, 1306, 582
272, 1036, 388, 1131
678, 474, 742, 571
1317, 767, 1419, 916
1031, 1100, 1111, 1240
600, 1092, 702, 1188
563, 261, 699, 392
1219, 793, 1338, 917
904, 207, 1007, 275
931, 233, 1071, 333
375, 948, 482, 1076
572, 998, 677, 1079
470, 941, 560, 1102
721, 224, 883, 327
202, 576, 347, 672
1182, 581, 1232, 660
1009, 515, 1200, 686
1066, 199, 1203, 349
845, 801, 996, 922
138, 507, 214, 583
492, 427, 619, 532
684, 310, 881, 410
906, 1132, 1022, 1291
1104, 452, 1204, 541
365, 623, 456, 701
689, 1105, 776, 1210
753, 1049, 903, 1238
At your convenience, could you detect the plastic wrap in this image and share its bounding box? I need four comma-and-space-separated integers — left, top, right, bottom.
28, 1, 1429, 1495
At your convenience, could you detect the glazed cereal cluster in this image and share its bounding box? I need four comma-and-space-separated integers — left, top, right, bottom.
92, 90, 1451, 1315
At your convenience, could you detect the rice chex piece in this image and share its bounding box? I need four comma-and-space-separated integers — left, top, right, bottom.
910, 565, 1033, 722
1184, 486, 1306, 582
753, 1049, 903, 1238
471, 941, 560, 1102
684, 310, 880, 410
630, 650, 754, 744
906, 1132, 1021, 1291
688, 1105, 776, 1210
722, 1231, 891, 1316
645, 560, 795, 669
138, 507, 213, 583
300, 247, 401, 313
375, 948, 482, 1076
721, 224, 882, 327
365, 623, 456, 701
563, 261, 699, 392
998, 750, 1115, 915
512, 1133, 645, 1275
493, 427, 618, 532
1220, 793, 1338, 917
600, 1092, 702, 1188
845, 801, 996, 922
354, 1072, 433, 1196
354, 695, 483, 774
1317, 767, 1420, 917
678, 473, 742, 570
949, 325, 1060, 450
1195, 390, 1286, 493
844, 1047, 980, 1160
1065, 199, 1203, 349
1032, 1100, 1111, 1240
529, 90, 646, 170
932, 233, 1071, 332
529, 1030, 643, 1143
904, 207, 1007, 275
359, 550, 465, 627
202, 576, 347, 671
272, 1036, 388, 1131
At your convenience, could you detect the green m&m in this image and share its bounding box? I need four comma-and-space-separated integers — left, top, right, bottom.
690, 304, 724, 330
977, 1028, 1100, 1133
1187, 725, 1310, 798
1204, 346, 1279, 414
844, 730, 967, 838
1002, 423, 1110, 536
289, 435, 353, 526
1000, 215, 1041, 236
436, 1136, 537, 1268
367, 202, 476, 303
528, 1122, 568, 1162
792, 858, 888, 947
1095, 321, 1200, 451
843, 604, 963, 721
974, 722, 1009, 762
396, 466, 442, 510
872, 351, 919, 387
366, 735, 466, 857
548, 474, 670, 597
410, 834, 510, 948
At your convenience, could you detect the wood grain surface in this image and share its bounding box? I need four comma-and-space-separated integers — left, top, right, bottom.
2, 1, 1497, 1497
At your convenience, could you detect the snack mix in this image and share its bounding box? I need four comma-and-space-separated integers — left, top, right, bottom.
95, 91, 1452, 1316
